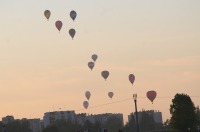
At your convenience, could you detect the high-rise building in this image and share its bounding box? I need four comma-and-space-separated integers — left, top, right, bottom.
29, 119, 42, 132
75, 113, 124, 126
2, 115, 14, 124
128, 110, 163, 124
43, 110, 124, 128
93, 113, 124, 126
43, 110, 76, 127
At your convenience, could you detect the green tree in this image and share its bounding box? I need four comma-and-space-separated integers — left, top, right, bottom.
170, 93, 196, 131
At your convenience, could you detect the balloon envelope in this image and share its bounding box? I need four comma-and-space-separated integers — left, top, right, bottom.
55, 21, 62, 32
108, 92, 114, 99
101, 71, 109, 81
92, 54, 98, 62
70, 10, 77, 21
44, 10, 51, 20
85, 91, 91, 100
129, 74, 135, 85
83, 101, 89, 109
147, 91, 157, 103
88, 62, 95, 71
69, 28, 76, 39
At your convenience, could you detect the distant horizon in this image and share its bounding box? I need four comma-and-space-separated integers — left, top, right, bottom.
1, 108, 162, 123
1, 94, 200, 123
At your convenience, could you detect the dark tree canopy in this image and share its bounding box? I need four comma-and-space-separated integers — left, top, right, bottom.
170, 93, 196, 131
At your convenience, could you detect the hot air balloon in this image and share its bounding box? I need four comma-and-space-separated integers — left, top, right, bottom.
55, 21, 62, 32
129, 74, 135, 85
101, 71, 109, 81
147, 90, 157, 104
69, 28, 76, 39
83, 101, 89, 109
108, 92, 114, 99
44, 10, 51, 20
88, 62, 95, 71
85, 91, 91, 100
92, 54, 98, 62
70, 10, 77, 21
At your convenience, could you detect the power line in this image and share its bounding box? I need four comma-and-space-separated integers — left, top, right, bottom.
75, 96, 200, 112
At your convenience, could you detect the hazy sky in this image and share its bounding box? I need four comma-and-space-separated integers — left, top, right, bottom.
0, 0, 200, 123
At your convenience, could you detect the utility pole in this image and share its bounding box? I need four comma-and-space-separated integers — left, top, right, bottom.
133, 94, 139, 132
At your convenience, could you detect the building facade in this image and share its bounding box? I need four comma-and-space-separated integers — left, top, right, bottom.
75, 113, 124, 127
128, 110, 163, 124
29, 119, 42, 132
2, 115, 14, 124
43, 111, 124, 128
43, 110, 76, 127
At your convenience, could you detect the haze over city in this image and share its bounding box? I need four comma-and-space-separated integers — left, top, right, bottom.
0, 0, 200, 123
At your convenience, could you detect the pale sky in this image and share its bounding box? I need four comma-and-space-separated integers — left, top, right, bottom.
0, 0, 200, 123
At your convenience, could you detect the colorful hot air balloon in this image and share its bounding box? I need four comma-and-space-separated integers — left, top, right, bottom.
69, 28, 76, 39
85, 91, 91, 100
44, 10, 51, 20
83, 101, 89, 109
108, 92, 114, 99
129, 74, 135, 85
92, 54, 98, 62
70, 10, 77, 21
55, 21, 62, 32
88, 62, 95, 71
101, 71, 109, 81
147, 90, 157, 104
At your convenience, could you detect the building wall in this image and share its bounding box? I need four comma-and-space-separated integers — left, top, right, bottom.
61, 113, 123, 126
131, 110, 163, 124
43, 111, 124, 128
2, 115, 14, 124
43, 111, 76, 127
29, 119, 42, 132
153, 111, 162, 123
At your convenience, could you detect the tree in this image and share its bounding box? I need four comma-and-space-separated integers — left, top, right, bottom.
163, 119, 170, 131
170, 93, 196, 131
